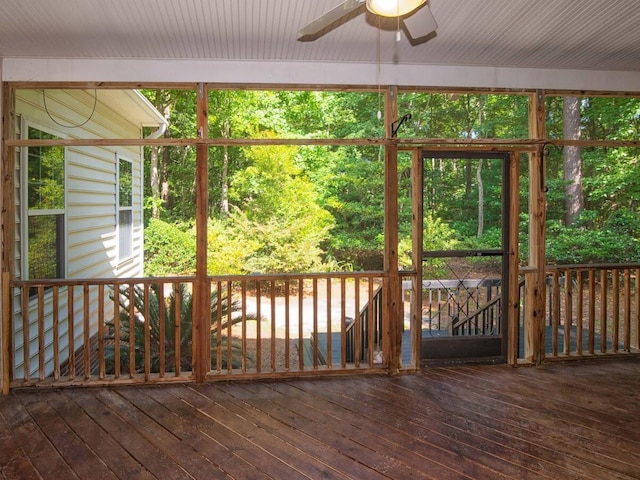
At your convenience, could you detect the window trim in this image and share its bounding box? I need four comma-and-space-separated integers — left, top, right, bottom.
21, 120, 67, 281
116, 154, 134, 264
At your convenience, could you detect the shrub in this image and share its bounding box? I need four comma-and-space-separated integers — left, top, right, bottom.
144, 218, 196, 276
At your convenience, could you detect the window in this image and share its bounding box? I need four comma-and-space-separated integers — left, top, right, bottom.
26, 127, 65, 279
118, 157, 133, 262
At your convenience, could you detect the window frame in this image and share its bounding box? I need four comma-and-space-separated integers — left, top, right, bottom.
116, 154, 134, 264
21, 121, 67, 281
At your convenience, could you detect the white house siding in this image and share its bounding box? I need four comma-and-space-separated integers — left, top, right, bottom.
12, 88, 156, 379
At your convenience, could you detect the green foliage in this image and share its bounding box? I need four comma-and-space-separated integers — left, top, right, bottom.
399, 214, 459, 276
139, 88, 640, 273
546, 209, 640, 264
225, 143, 333, 273
144, 218, 196, 276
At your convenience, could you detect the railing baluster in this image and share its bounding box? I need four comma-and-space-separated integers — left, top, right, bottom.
588, 270, 596, 354
113, 283, 120, 378
367, 278, 374, 365
241, 279, 248, 373
298, 278, 304, 371
340, 277, 346, 368
97, 285, 104, 380
158, 281, 165, 377
635, 268, 640, 351
326, 278, 332, 369
21, 285, 29, 382
84, 284, 91, 380
271, 280, 276, 372
215, 280, 222, 373
53, 285, 60, 379
143, 284, 150, 380
128, 282, 135, 378
256, 280, 262, 373
551, 270, 560, 356
312, 278, 318, 369
284, 279, 290, 371
228, 280, 234, 373
354, 277, 360, 367
563, 269, 572, 355
612, 269, 619, 353
173, 283, 181, 376
624, 269, 631, 352
38, 286, 45, 380
600, 270, 608, 353
576, 271, 584, 356
68, 285, 75, 380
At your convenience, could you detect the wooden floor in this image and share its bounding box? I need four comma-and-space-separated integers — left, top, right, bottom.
1, 358, 639, 480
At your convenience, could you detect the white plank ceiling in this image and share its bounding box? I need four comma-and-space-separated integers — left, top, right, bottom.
1, 0, 639, 89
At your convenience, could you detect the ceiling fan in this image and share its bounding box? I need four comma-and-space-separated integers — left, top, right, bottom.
298, 0, 437, 45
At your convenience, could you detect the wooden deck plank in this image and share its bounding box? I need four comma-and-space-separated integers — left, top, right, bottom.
418, 368, 640, 479
117, 386, 268, 480
305, 376, 568, 480
17, 392, 117, 480
1, 358, 639, 480
397, 370, 638, 480
165, 384, 350, 480
203, 382, 390, 480
44, 391, 155, 480
90, 389, 229, 480
442, 364, 640, 443
270, 379, 511, 480
0, 396, 40, 480
0, 392, 78, 479
69, 389, 196, 480
235, 381, 442, 479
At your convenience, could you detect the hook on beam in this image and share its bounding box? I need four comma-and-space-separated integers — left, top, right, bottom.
391, 113, 412, 138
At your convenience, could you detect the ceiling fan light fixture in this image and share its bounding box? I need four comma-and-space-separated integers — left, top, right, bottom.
365, 0, 427, 17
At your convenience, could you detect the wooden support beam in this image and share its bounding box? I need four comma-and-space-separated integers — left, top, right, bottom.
410, 148, 423, 370
2, 83, 16, 394
384, 86, 402, 373
524, 90, 547, 364
193, 83, 209, 383
507, 152, 520, 366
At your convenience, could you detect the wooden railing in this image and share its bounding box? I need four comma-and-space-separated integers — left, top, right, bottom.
412, 278, 502, 335
345, 285, 383, 363
451, 294, 502, 336
543, 264, 640, 359
5, 272, 386, 388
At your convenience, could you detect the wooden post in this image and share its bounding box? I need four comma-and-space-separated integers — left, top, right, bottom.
2, 272, 10, 394
524, 90, 547, 364
2, 83, 16, 394
384, 86, 402, 373
410, 148, 423, 370
193, 83, 209, 383
507, 152, 520, 365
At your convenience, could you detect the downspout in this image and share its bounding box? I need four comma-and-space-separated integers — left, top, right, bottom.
145, 122, 167, 139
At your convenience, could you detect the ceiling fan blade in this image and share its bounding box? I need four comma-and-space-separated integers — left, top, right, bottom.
298, 0, 365, 40
402, 4, 438, 42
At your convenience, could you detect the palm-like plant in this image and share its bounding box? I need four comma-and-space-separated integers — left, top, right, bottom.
106, 283, 252, 374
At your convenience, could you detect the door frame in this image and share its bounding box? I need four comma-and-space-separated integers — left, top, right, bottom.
410, 148, 520, 366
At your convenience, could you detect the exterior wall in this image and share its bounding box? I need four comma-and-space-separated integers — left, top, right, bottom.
13, 89, 146, 379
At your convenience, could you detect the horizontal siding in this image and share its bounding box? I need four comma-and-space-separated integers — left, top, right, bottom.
12, 89, 148, 381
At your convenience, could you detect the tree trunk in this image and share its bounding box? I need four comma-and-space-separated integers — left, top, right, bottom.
220, 119, 230, 216
150, 100, 171, 218
477, 158, 484, 237
563, 96, 583, 225
150, 146, 160, 219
